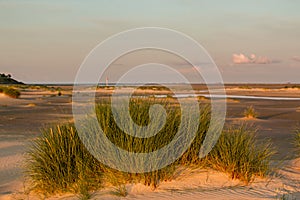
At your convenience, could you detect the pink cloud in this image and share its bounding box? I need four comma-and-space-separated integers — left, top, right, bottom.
292, 56, 300, 62
232, 53, 250, 64
232, 53, 272, 64
255, 56, 272, 64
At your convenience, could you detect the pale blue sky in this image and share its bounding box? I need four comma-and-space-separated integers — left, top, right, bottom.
0, 0, 300, 83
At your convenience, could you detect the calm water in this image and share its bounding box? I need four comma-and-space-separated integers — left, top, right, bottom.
156, 93, 300, 101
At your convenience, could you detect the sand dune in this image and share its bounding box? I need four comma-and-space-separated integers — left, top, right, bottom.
3, 160, 299, 199
1, 87, 300, 199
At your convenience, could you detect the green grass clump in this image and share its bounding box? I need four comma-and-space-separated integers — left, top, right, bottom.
89, 98, 202, 188
95, 98, 182, 153
244, 105, 258, 119
179, 104, 211, 165
0, 86, 21, 98
26, 98, 209, 193
26, 124, 102, 194
26, 98, 274, 195
205, 125, 274, 184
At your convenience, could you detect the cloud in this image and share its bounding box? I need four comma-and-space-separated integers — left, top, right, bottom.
232, 53, 272, 64
291, 56, 300, 62
232, 54, 250, 64
255, 56, 272, 64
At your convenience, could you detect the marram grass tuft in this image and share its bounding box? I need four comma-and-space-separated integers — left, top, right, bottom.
26, 98, 274, 195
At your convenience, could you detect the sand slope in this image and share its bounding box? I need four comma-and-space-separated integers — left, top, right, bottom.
2, 161, 300, 200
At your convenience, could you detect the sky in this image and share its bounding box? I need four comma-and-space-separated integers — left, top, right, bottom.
0, 0, 300, 83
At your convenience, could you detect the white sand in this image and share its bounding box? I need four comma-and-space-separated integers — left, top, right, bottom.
1, 158, 299, 200
0, 141, 27, 197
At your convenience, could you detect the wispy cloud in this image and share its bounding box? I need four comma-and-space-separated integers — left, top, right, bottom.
232, 53, 272, 64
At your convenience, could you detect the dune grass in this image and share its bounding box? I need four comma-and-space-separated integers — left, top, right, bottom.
244, 105, 258, 119
0, 86, 21, 98
74, 98, 203, 189
25, 124, 102, 194
204, 125, 274, 183
26, 98, 201, 193
26, 98, 274, 195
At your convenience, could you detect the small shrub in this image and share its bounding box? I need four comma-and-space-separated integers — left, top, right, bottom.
57, 87, 62, 96
244, 106, 258, 118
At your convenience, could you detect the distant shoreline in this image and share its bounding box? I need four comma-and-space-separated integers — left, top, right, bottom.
10, 82, 300, 87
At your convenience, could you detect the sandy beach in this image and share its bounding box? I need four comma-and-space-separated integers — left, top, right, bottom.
1, 86, 300, 199
2, 0, 300, 198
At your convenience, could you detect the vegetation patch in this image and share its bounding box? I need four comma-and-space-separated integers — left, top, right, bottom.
26, 98, 274, 196
244, 105, 258, 119
0, 73, 24, 84
26, 124, 102, 194
0, 86, 21, 98
238, 85, 252, 89
283, 85, 300, 89
204, 125, 274, 183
